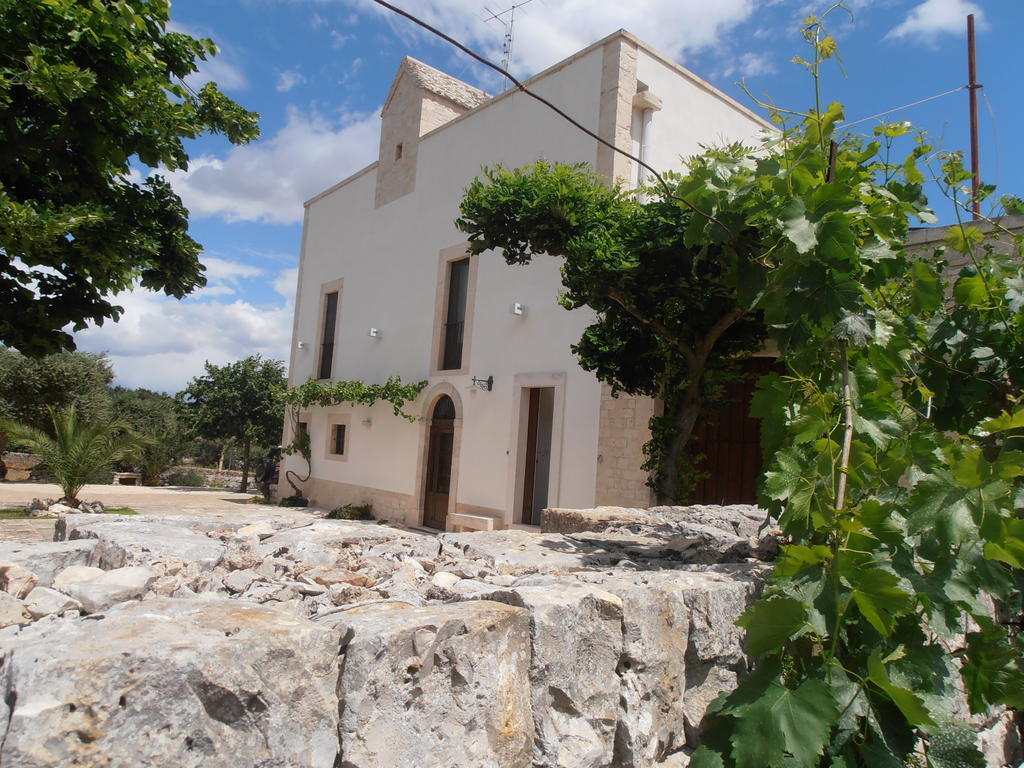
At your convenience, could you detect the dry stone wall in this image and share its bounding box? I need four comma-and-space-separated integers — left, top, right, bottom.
0, 505, 1015, 766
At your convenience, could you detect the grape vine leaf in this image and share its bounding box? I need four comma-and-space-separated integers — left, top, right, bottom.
737, 597, 808, 655
730, 678, 838, 768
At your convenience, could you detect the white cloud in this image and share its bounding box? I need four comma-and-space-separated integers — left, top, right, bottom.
73, 268, 297, 393
354, 0, 757, 76
331, 29, 354, 48
719, 51, 776, 79
886, 0, 983, 43
311, 12, 328, 29
163, 107, 381, 225
276, 68, 306, 92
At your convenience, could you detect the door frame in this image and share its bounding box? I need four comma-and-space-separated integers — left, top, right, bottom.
412, 384, 463, 530
505, 372, 566, 527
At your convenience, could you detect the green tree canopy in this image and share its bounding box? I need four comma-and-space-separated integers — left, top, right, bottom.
457, 160, 766, 501
0, 347, 112, 439
0, 0, 259, 355
177, 355, 286, 492
110, 385, 186, 484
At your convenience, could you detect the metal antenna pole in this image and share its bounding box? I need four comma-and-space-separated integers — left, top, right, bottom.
483, 0, 535, 86
967, 13, 982, 220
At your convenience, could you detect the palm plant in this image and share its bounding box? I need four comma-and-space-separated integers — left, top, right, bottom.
2, 405, 150, 506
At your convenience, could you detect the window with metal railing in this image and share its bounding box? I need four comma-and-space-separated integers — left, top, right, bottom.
318, 290, 338, 379
439, 258, 469, 370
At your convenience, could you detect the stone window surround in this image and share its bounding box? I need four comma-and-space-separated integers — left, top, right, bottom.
323, 413, 351, 463
315, 278, 344, 381
504, 371, 567, 527
429, 243, 478, 377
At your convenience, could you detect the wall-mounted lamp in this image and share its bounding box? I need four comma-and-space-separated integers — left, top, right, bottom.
509, 302, 528, 316
368, 328, 382, 338
361, 417, 373, 427
471, 375, 493, 392
296, 341, 307, 350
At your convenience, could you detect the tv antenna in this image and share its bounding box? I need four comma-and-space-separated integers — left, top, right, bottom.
483, 0, 536, 83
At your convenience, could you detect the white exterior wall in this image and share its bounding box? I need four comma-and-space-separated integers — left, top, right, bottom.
635, 48, 771, 174
285, 32, 770, 528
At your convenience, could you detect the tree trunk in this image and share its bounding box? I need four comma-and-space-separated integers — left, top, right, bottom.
657, 376, 704, 504
240, 437, 251, 493
215, 443, 227, 482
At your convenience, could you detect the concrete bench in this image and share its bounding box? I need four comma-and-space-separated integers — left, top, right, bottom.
112, 473, 142, 486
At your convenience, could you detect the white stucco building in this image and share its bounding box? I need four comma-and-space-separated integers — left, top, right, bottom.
283, 30, 771, 530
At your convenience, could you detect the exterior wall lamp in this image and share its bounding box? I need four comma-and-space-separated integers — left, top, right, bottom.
471, 376, 493, 391
368, 328, 382, 338
509, 302, 528, 316
296, 341, 307, 350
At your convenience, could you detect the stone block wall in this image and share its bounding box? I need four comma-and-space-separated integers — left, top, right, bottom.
594, 384, 657, 508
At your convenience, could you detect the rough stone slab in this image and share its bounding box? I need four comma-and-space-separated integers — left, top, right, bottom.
540, 506, 650, 534
257, 521, 425, 567
0, 598, 340, 767
510, 565, 765, 764
60, 515, 226, 569
53, 565, 104, 590
61, 566, 157, 613
322, 600, 533, 768
469, 584, 625, 768
0, 563, 38, 599
439, 530, 615, 574
0, 590, 30, 628
22, 586, 80, 619
0, 541, 98, 587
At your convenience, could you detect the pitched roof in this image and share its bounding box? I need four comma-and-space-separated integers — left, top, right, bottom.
383, 56, 490, 113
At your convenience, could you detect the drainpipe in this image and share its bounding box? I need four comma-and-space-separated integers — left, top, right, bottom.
632, 89, 663, 198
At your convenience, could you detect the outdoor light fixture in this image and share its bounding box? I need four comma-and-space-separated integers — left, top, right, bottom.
296, 341, 307, 350
471, 375, 493, 391
509, 302, 528, 316
368, 328, 382, 338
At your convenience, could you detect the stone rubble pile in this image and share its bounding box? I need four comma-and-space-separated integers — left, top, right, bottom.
0, 505, 1016, 767
26, 497, 107, 517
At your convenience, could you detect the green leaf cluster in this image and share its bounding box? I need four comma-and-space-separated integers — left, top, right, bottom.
281, 376, 428, 422
682, 11, 1024, 768
0, 0, 260, 354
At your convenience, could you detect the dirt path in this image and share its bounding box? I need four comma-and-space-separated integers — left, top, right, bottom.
0, 483, 321, 543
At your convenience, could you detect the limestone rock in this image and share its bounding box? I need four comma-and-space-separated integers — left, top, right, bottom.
473, 584, 625, 768
59, 515, 226, 569
49, 502, 79, 515
23, 586, 81, 619
222, 569, 259, 594
0, 563, 39, 599
322, 600, 533, 768
53, 565, 105, 590
78, 500, 106, 515
431, 570, 460, 590
0, 598, 341, 767
0, 541, 98, 587
62, 566, 157, 613
0, 591, 31, 628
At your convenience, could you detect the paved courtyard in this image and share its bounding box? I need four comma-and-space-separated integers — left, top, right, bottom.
0, 482, 320, 542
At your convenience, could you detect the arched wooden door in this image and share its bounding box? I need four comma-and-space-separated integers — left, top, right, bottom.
422, 395, 456, 530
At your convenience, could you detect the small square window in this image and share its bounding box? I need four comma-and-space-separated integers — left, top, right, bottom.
332, 424, 346, 456
395, 142, 403, 160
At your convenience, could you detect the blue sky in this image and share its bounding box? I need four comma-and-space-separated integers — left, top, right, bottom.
73, 0, 1024, 393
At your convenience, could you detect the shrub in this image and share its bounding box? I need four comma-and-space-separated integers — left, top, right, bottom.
326, 502, 373, 520
163, 468, 205, 487
279, 494, 308, 508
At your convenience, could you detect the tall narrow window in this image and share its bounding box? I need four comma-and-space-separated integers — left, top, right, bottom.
318, 291, 339, 379
440, 258, 469, 370
331, 424, 346, 456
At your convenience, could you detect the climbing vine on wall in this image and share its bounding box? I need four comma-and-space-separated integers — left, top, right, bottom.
680, 10, 1024, 768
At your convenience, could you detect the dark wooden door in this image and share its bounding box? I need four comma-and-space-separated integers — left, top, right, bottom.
690, 357, 779, 505
423, 396, 456, 530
